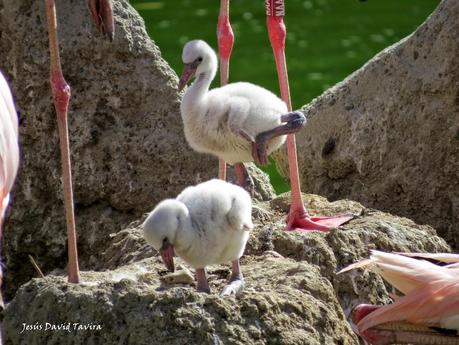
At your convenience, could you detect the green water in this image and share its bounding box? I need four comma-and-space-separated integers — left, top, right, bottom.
130, 0, 440, 192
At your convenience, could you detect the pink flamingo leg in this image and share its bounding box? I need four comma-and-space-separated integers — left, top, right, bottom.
45, 0, 80, 283
87, 0, 115, 41
266, 0, 353, 231
218, 159, 227, 181
217, 0, 234, 180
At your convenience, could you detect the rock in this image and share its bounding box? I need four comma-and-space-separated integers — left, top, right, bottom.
159, 265, 195, 287
0, 0, 217, 296
0, 0, 278, 294
276, 0, 459, 248
248, 193, 450, 317
4, 257, 357, 345
4, 193, 450, 345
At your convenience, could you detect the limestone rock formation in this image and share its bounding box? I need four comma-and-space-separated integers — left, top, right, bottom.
4, 193, 450, 345
5, 258, 357, 345
276, 0, 459, 248
0, 0, 219, 295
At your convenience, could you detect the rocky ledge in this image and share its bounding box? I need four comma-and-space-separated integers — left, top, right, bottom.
4, 193, 449, 345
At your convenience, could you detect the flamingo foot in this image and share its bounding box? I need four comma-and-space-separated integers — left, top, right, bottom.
252, 111, 306, 166
287, 206, 354, 231
221, 278, 244, 296
221, 259, 244, 296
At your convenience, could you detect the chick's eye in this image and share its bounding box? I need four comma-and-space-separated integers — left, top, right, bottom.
197, 57, 203, 62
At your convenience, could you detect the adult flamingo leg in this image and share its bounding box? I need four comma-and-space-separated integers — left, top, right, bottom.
217, 0, 234, 180
234, 163, 254, 196
45, 0, 80, 283
87, 0, 115, 41
265, 0, 354, 231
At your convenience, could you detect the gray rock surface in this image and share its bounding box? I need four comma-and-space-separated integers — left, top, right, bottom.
276, 0, 459, 248
4, 258, 357, 345
4, 193, 450, 345
0, 0, 219, 296
0, 0, 281, 299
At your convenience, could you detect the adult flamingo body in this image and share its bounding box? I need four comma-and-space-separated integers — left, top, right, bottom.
0, 71, 19, 234
340, 251, 459, 344
0, 71, 19, 316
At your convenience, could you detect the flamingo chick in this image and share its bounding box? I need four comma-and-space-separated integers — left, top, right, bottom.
143, 179, 253, 295
339, 251, 459, 345
178, 40, 305, 189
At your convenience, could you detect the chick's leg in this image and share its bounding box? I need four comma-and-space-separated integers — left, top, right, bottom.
253, 111, 305, 166
196, 268, 210, 293
221, 259, 244, 296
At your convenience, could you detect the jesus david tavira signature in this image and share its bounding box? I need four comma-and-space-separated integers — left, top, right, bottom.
20, 322, 102, 334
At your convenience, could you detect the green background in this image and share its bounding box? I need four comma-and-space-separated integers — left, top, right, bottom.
130, 0, 440, 192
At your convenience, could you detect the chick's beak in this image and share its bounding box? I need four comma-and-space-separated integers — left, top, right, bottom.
178, 64, 196, 91
160, 243, 175, 272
